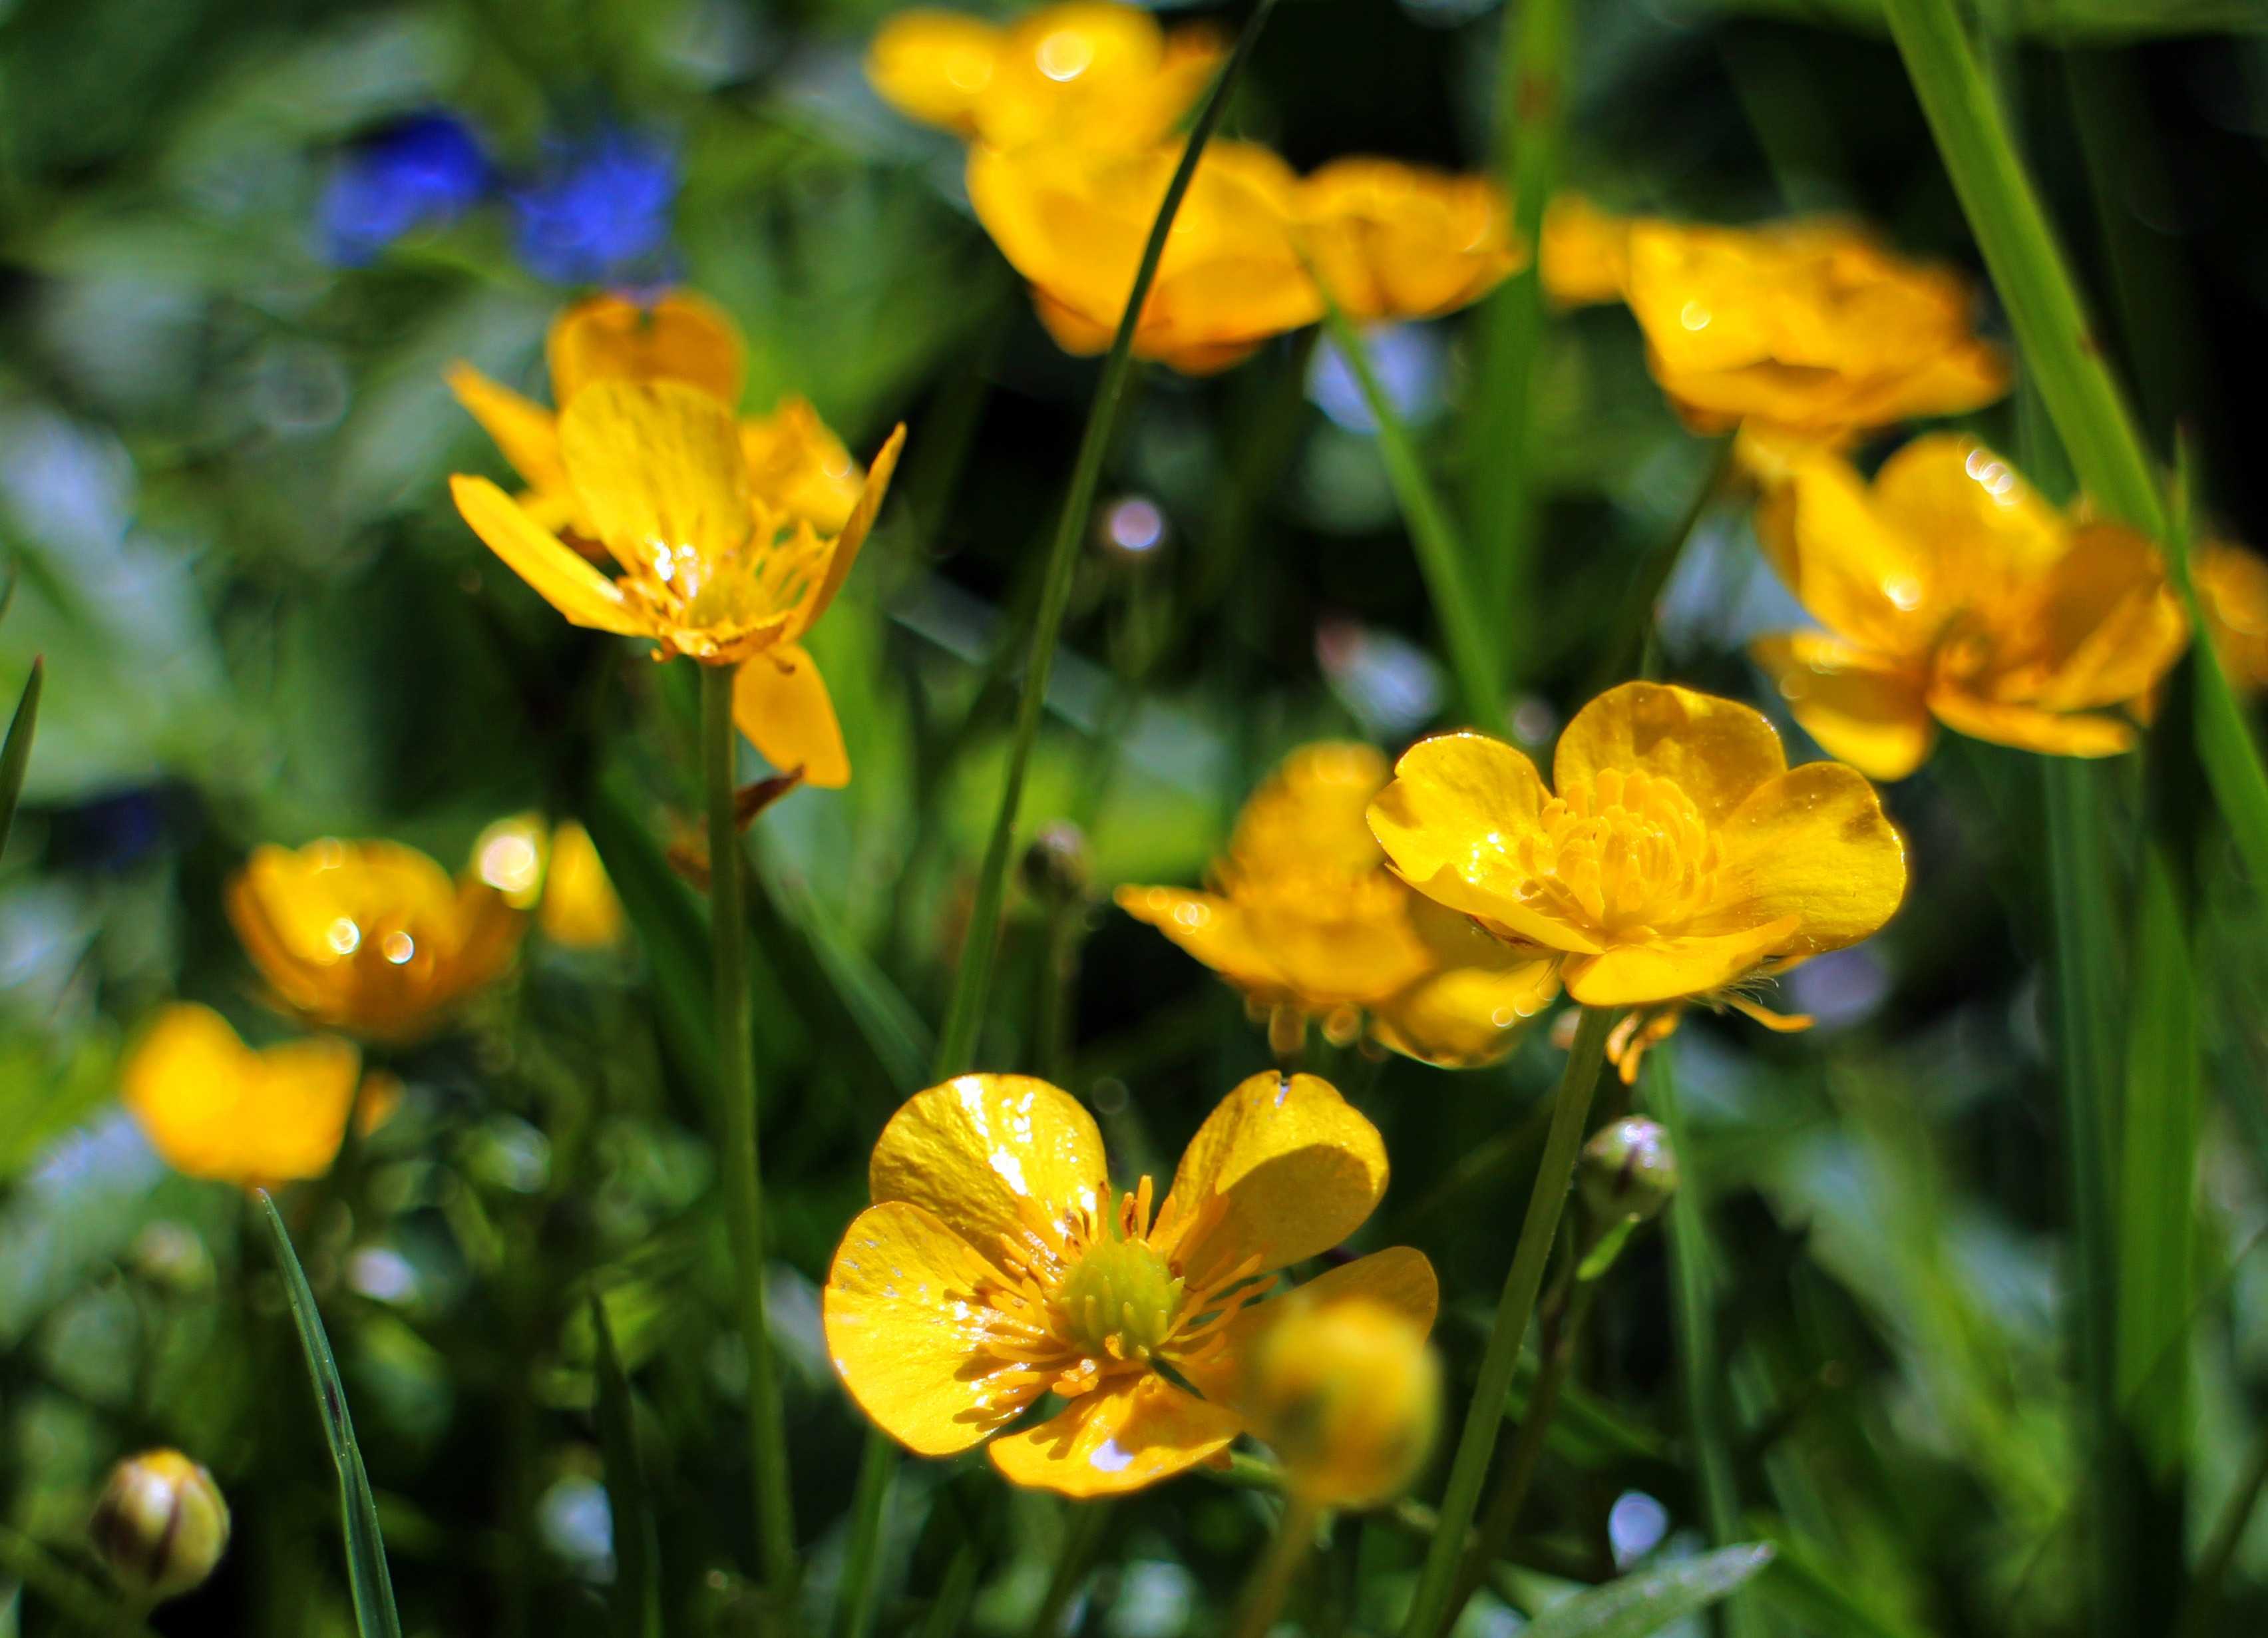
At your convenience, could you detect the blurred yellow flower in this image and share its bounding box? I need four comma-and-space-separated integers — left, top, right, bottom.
2197, 540, 2268, 696
122, 1004, 391, 1189
1245, 1294, 1439, 1508
1117, 743, 1556, 1068
1748, 436, 2188, 779
824, 1071, 1435, 1496
450, 379, 904, 788
1296, 159, 1524, 322
867, 2, 1222, 152
228, 839, 524, 1042
1369, 682, 1906, 1012
471, 815, 626, 948
968, 138, 1322, 374
1539, 193, 1632, 307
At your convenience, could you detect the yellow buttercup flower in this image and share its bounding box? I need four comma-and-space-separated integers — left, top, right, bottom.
2197, 541, 2268, 696
449, 377, 904, 788
1245, 1294, 1439, 1509
1368, 682, 1907, 1012
1748, 436, 2188, 779
968, 138, 1322, 374
1296, 159, 1524, 322
121, 1004, 389, 1189
867, 2, 1223, 152
824, 1071, 1436, 1496
228, 839, 524, 1042
1117, 743, 1556, 1068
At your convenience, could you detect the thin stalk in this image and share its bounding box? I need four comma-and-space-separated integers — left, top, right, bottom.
1397, 1006, 1614, 1638
1024, 1501, 1116, 1638
1315, 297, 1507, 735
699, 664, 799, 1608
833, 1429, 896, 1638
932, 0, 1284, 1075
914, 1543, 982, 1638
1595, 439, 1733, 692
2179, 1421, 2268, 1638
1231, 1498, 1320, 1638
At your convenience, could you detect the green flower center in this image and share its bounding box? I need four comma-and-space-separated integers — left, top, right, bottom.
1053, 1234, 1185, 1362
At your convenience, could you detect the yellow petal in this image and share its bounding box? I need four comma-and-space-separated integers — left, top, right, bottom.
1181, 1245, 1440, 1407
1714, 762, 1908, 956
731, 645, 850, 789
1113, 885, 1290, 996
793, 424, 906, 638
2197, 541, 2268, 694
1564, 917, 1803, 1008
558, 380, 752, 578
1750, 633, 1936, 781
1752, 449, 1941, 657
1370, 939, 1561, 1070
1298, 158, 1521, 322
741, 397, 863, 532
987, 1374, 1242, 1497
1869, 435, 2064, 610
2014, 522, 2188, 711
864, 9, 1002, 134
445, 364, 567, 495
1539, 195, 1632, 307
823, 1201, 1047, 1456
538, 821, 625, 949
448, 476, 647, 636
122, 1004, 363, 1189
1927, 688, 2140, 759
868, 1075, 1110, 1271
547, 291, 745, 410
1553, 682, 1786, 825
1153, 1072, 1388, 1285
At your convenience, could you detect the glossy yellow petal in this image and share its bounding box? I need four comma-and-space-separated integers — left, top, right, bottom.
445, 364, 567, 495
2014, 522, 2188, 712
980, 3, 1223, 152
547, 291, 745, 410
1869, 435, 2064, 607
987, 1373, 1242, 1496
1750, 453, 1939, 660
122, 1004, 363, 1189
1553, 682, 1786, 825
538, 821, 624, 949
1153, 1072, 1388, 1285
1370, 940, 1561, 1069
1297, 158, 1522, 322
868, 1074, 1110, 1271
864, 9, 1003, 134
731, 645, 850, 789
793, 423, 906, 638
741, 397, 863, 532
1113, 885, 1290, 996
1750, 633, 1936, 781
448, 476, 648, 636
558, 379, 752, 579
1564, 917, 1803, 1008
1714, 762, 1908, 956
1927, 688, 2140, 759
1540, 194, 1632, 307
823, 1201, 1049, 1456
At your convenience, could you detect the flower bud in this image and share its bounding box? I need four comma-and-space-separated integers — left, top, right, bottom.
90, 1450, 230, 1601
1579, 1116, 1680, 1224
1246, 1297, 1439, 1508
1019, 821, 1090, 905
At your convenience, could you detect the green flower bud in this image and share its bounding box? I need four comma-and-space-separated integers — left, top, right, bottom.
1579, 1116, 1679, 1225
90, 1450, 230, 1601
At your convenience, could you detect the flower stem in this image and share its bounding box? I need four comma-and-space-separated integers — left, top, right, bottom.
1396, 1005, 1614, 1638
832, 1428, 894, 1638
932, 0, 1284, 1076
1024, 1500, 1116, 1638
1232, 1497, 1320, 1638
699, 662, 799, 1610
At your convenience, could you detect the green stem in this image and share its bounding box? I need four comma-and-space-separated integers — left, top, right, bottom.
700, 663, 799, 1609
1023, 1501, 1115, 1638
1315, 298, 1506, 735
833, 1429, 895, 1638
1397, 1006, 1613, 1638
2179, 1420, 2268, 1638
914, 1543, 982, 1638
1598, 439, 1733, 693
1231, 1498, 1320, 1638
932, 0, 1284, 1076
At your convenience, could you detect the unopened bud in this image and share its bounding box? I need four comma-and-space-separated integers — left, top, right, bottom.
1247, 1297, 1439, 1508
90, 1450, 230, 1601
1580, 1116, 1679, 1224
1019, 821, 1089, 905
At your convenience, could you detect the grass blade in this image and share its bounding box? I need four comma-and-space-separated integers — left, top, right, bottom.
590, 1295, 663, 1638
1, 656, 41, 857
1516, 1545, 1774, 1638
256, 1191, 403, 1638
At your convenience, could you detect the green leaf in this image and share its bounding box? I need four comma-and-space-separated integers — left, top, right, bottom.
1, 657, 41, 856
1517, 1545, 1775, 1638
589, 1295, 663, 1638
257, 1191, 403, 1638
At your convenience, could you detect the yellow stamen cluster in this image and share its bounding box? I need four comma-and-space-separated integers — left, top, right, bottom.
1517, 770, 1720, 938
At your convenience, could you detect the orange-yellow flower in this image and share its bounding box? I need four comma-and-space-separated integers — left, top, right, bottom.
824, 1072, 1435, 1496
228, 839, 524, 1043
2197, 541, 2268, 696
1539, 194, 1632, 307
449, 374, 904, 788
967, 139, 1322, 374
1117, 743, 1556, 1067
121, 1004, 391, 1189
1368, 682, 1907, 1012
866, 2, 1222, 152
1296, 159, 1524, 322
1244, 1293, 1439, 1508
1748, 436, 2188, 779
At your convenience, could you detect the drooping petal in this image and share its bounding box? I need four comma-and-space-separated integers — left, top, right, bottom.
1750, 633, 1937, 781
448, 477, 647, 635
1563, 917, 1803, 1007
1926, 688, 2140, 759
791, 424, 906, 638
1713, 762, 1908, 956
1113, 886, 1290, 996
445, 364, 567, 494
868, 1076, 1111, 1273
558, 380, 753, 578
823, 1202, 1050, 1456
731, 646, 850, 789
547, 291, 745, 410
1153, 1072, 1388, 1285
1553, 682, 1787, 824
987, 1374, 1243, 1497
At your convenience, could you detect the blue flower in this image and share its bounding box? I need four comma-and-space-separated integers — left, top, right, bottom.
319, 113, 490, 267
509, 130, 678, 287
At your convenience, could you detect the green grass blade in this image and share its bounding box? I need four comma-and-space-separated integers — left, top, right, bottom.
582, 772, 720, 1098
1, 656, 41, 857
1315, 298, 1506, 735
833, 1429, 895, 1638
590, 1295, 663, 1638
256, 1191, 403, 1638
932, 0, 1283, 1078
1516, 1545, 1774, 1638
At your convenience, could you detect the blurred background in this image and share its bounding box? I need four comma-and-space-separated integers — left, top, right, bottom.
5, 0, 2268, 1634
